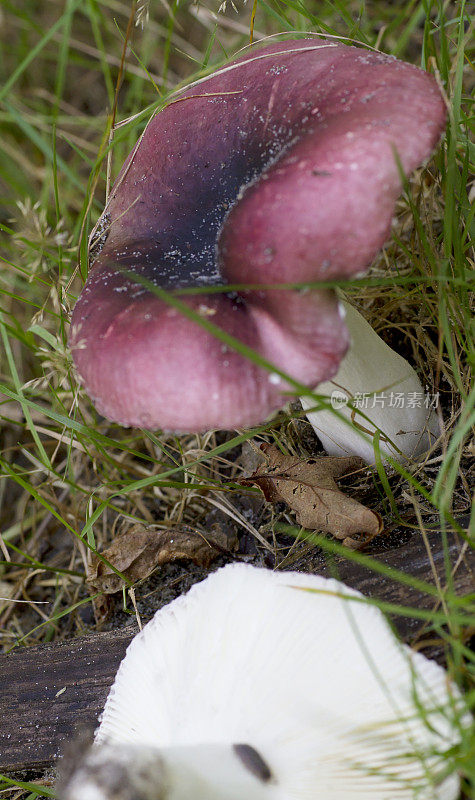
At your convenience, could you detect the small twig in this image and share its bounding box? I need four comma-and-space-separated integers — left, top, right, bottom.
128, 586, 143, 630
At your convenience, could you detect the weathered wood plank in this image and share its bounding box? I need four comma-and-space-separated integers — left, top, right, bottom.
0, 534, 473, 775
0, 626, 134, 775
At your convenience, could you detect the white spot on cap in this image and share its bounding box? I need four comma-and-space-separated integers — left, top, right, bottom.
198, 304, 217, 317
268, 373, 280, 385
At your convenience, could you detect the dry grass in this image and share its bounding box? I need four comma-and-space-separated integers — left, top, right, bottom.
0, 0, 472, 643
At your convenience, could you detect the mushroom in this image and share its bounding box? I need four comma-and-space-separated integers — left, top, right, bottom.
60, 564, 467, 800
301, 300, 440, 463
70, 39, 446, 433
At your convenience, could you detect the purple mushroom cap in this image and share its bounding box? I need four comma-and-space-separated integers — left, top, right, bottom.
70, 39, 446, 432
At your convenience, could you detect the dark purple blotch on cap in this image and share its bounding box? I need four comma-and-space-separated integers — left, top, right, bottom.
70, 40, 446, 431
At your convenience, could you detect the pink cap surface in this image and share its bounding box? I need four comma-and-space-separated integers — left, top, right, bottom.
70, 39, 446, 431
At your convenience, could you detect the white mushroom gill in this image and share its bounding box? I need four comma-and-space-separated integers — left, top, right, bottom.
301, 300, 440, 464
60, 564, 467, 800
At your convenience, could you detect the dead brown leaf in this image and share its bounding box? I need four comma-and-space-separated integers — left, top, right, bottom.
241, 444, 382, 547
87, 523, 235, 594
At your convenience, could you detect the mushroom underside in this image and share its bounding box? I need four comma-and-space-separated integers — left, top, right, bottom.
83, 564, 465, 800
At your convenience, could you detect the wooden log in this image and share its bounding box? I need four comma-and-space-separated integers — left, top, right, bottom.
0, 534, 473, 775
0, 625, 133, 775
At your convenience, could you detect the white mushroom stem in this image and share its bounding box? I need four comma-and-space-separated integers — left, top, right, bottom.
63, 743, 272, 800
301, 300, 440, 464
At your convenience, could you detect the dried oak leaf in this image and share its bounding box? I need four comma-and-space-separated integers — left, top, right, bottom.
241, 443, 382, 547
87, 523, 234, 594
